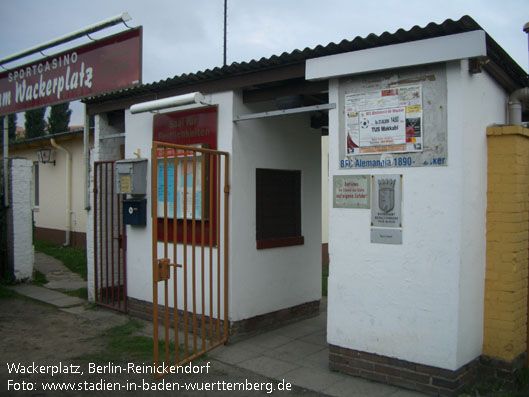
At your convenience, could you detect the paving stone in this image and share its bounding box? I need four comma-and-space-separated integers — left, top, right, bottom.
300, 329, 328, 346
301, 347, 330, 370
391, 389, 428, 397
263, 339, 326, 362
9, 284, 85, 307
208, 345, 261, 365
273, 322, 323, 339
246, 332, 294, 349
322, 375, 400, 397
281, 366, 349, 392
238, 356, 298, 379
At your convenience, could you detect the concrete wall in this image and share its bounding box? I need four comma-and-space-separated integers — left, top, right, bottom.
451, 59, 506, 367
93, 89, 322, 323
8, 158, 34, 280
326, 60, 507, 371
322, 136, 329, 245
121, 92, 233, 315
230, 93, 322, 321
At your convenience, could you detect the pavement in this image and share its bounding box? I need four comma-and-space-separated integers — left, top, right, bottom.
8, 253, 426, 397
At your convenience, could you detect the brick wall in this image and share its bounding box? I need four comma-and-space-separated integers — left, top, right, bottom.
484, 126, 529, 370
128, 297, 320, 340
329, 345, 478, 396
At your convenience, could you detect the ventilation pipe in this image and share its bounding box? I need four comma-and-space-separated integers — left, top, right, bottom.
507, 23, 529, 125
508, 87, 529, 125
50, 138, 72, 246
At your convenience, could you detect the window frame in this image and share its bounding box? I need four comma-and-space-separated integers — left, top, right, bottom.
255, 168, 304, 249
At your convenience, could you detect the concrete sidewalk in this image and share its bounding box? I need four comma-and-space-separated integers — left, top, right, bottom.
10, 253, 426, 397
208, 303, 426, 397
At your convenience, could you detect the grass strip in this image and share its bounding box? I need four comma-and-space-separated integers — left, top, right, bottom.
34, 239, 87, 280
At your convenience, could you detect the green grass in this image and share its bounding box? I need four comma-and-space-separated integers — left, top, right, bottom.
0, 284, 16, 299
460, 368, 529, 397
80, 319, 177, 363
64, 287, 88, 299
34, 239, 87, 280
31, 270, 48, 285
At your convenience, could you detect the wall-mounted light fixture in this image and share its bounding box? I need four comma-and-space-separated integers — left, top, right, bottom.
130, 92, 210, 114
37, 148, 55, 165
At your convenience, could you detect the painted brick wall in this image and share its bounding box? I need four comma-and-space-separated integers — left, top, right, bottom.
9, 158, 34, 280
484, 126, 529, 362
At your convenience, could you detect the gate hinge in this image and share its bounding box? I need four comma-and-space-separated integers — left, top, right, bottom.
224, 185, 230, 194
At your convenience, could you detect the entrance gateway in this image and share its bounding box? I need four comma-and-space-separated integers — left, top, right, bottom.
151, 141, 229, 377
93, 160, 127, 312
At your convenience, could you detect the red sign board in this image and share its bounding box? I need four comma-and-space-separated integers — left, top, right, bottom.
153, 106, 218, 149
153, 106, 218, 244
0, 27, 142, 115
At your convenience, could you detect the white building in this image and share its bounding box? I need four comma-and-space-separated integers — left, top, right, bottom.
84, 16, 528, 396
9, 129, 92, 248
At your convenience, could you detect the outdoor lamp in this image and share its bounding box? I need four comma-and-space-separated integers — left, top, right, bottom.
37, 148, 55, 165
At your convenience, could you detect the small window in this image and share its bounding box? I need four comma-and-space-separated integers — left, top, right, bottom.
256, 168, 304, 249
33, 162, 39, 207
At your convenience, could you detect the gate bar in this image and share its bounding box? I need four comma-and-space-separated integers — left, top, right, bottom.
151, 142, 230, 378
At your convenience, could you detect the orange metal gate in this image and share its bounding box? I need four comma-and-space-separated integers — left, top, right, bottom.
93, 160, 127, 312
151, 142, 229, 377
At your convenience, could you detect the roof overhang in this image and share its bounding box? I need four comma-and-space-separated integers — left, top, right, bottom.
306, 30, 487, 80
8, 129, 86, 150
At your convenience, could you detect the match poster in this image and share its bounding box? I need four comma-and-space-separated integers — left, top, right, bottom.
345, 85, 423, 155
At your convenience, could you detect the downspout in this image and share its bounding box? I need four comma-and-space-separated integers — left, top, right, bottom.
50, 138, 71, 246
509, 23, 529, 125
83, 105, 90, 210
3, 116, 8, 207
508, 87, 529, 125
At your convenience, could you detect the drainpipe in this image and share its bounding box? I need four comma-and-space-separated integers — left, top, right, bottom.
510, 23, 529, 125
3, 116, 8, 207
508, 87, 529, 125
50, 138, 71, 246
83, 105, 90, 210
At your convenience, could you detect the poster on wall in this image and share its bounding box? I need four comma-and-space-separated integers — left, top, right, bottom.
345, 85, 423, 156
156, 146, 205, 220
153, 106, 217, 243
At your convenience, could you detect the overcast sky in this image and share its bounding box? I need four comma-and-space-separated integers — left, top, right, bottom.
0, 0, 528, 126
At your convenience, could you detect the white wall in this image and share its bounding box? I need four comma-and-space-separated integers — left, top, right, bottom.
123, 92, 234, 316
118, 89, 322, 323
453, 59, 506, 365
322, 136, 329, 245
230, 93, 322, 321
10, 137, 90, 235
326, 61, 507, 370
9, 158, 34, 280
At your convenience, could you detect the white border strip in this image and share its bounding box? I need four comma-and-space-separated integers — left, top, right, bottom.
306, 30, 486, 80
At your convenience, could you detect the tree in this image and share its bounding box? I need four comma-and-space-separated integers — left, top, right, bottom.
47, 103, 72, 135
0, 113, 17, 142
24, 108, 46, 138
